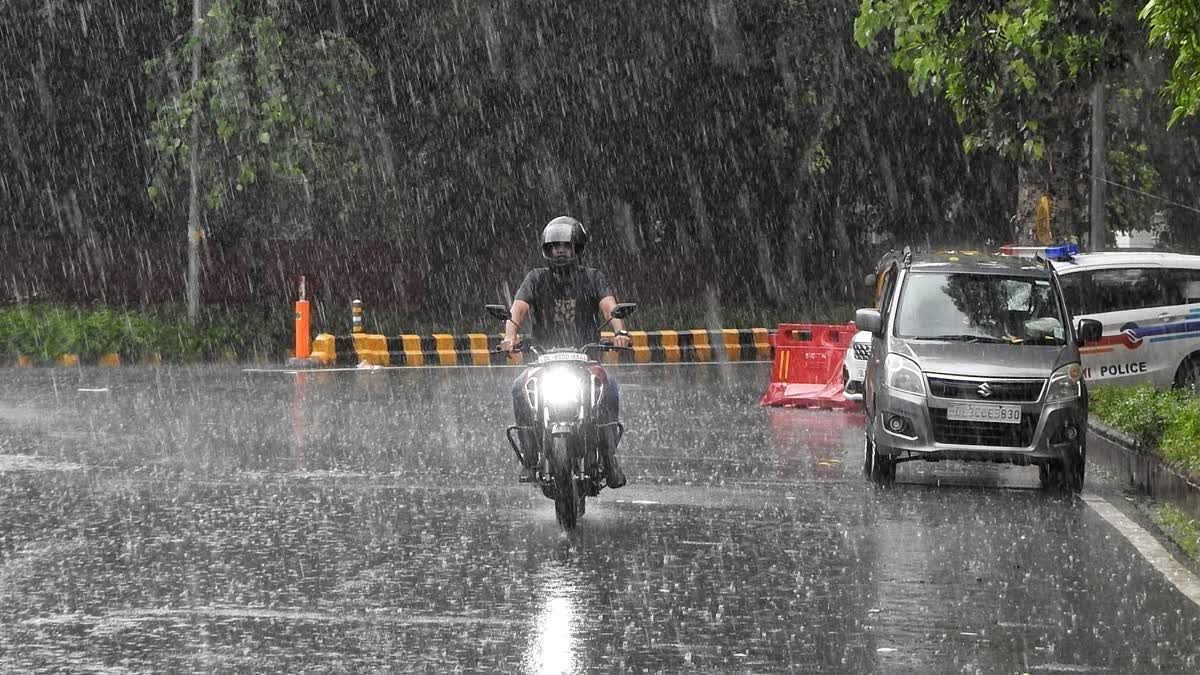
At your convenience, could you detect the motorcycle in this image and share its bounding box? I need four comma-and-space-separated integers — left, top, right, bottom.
485, 302, 637, 529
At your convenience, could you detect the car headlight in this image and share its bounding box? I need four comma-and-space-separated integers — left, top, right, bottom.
1045, 363, 1083, 402
540, 368, 582, 407
884, 353, 926, 396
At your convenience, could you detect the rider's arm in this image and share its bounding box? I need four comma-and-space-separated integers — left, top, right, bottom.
600, 295, 624, 334
506, 300, 531, 342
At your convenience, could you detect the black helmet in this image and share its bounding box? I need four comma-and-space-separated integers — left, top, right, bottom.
541, 216, 588, 268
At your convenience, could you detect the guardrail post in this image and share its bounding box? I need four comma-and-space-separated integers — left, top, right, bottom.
352, 299, 364, 334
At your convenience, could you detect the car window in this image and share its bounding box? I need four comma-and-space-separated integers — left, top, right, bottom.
1074, 267, 1165, 314
877, 264, 898, 317
1160, 267, 1200, 305
895, 272, 1066, 345
1058, 271, 1084, 315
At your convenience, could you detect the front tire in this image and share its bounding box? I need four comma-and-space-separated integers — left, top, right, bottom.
551, 435, 585, 529
1174, 354, 1200, 395
864, 429, 895, 485
1042, 445, 1085, 494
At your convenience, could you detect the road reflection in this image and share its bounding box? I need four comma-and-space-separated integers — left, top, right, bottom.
529, 565, 578, 674
767, 407, 865, 480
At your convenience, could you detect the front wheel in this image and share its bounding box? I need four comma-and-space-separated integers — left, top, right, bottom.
1174, 355, 1200, 395
551, 435, 585, 529
864, 429, 895, 485
1041, 445, 1085, 494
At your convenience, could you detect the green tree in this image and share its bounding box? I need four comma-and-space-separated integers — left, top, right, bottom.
145, 0, 389, 319
854, 0, 1139, 245
1140, 0, 1200, 125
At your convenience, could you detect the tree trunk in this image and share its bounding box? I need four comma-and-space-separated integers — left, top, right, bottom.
1090, 72, 1107, 252
186, 0, 204, 325
1013, 88, 1091, 246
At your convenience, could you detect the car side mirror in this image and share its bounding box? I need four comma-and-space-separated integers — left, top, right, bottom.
1076, 318, 1102, 346
485, 304, 511, 322
610, 302, 637, 319
855, 308, 883, 337
864, 273, 876, 289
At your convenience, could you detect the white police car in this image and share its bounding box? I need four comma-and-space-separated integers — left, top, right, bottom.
1003, 244, 1200, 392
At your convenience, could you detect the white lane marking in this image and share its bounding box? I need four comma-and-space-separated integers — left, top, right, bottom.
242, 360, 770, 374
77, 387, 109, 392
22, 607, 512, 627
1083, 493, 1200, 608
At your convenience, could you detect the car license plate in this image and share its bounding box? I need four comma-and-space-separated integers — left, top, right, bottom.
850, 365, 866, 382
946, 403, 1022, 424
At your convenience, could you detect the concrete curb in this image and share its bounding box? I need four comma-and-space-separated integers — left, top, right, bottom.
3, 353, 162, 368
298, 329, 776, 368
1088, 414, 1200, 519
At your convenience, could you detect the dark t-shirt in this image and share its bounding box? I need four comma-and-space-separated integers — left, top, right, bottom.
514, 266, 614, 348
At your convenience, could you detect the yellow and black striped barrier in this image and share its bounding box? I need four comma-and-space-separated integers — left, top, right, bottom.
306, 329, 774, 367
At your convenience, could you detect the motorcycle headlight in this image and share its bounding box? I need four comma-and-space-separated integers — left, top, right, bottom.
884, 353, 926, 396
540, 368, 582, 407
1045, 363, 1083, 402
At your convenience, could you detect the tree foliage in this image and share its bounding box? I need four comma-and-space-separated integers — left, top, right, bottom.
1140, 0, 1200, 126
10, 1, 1200, 317
853, 0, 1132, 161
145, 0, 393, 241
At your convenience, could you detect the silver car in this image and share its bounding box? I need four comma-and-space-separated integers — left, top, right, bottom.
856, 248, 1102, 492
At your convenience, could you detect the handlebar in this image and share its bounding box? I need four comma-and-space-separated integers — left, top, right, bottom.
491, 340, 633, 355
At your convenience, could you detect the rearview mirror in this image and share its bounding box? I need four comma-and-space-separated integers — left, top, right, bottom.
855, 308, 883, 336
610, 302, 638, 320
485, 304, 511, 322
864, 273, 876, 289
1076, 318, 1102, 345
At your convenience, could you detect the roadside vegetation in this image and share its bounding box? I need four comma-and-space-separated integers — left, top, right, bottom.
1155, 504, 1200, 560
0, 305, 288, 364
0, 302, 823, 365
1090, 385, 1200, 474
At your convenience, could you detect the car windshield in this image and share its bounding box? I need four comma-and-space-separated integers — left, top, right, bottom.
895, 272, 1068, 345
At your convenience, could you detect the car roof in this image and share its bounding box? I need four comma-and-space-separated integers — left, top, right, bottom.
1051, 250, 1200, 271
902, 250, 1052, 277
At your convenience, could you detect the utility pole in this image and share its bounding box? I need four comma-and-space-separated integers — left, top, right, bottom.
1089, 71, 1107, 252
186, 0, 204, 324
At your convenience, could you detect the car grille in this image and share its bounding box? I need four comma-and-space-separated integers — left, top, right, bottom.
852, 343, 871, 360
927, 377, 1045, 402
929, 408, 1038, 447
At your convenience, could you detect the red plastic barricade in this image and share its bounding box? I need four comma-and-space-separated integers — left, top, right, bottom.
761, 322, 859, 409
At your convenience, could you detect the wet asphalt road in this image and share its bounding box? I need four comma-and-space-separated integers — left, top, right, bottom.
1, 362, 1198, 673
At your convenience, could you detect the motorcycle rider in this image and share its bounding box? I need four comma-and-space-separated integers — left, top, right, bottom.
497, 216, 631, 488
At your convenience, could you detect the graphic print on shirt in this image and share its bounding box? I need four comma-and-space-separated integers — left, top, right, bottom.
554, 298, 577, 324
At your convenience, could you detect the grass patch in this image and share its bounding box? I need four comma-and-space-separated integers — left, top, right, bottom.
0, 304, 291, 363
1154, 504, 1200, 560
1091, 385, 1200, 475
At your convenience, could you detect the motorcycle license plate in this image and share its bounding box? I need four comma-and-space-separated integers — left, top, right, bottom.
946, 404, 1021, 424
538, 352, 588, 363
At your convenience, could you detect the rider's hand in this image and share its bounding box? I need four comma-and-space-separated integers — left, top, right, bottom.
612, 332, 632, 349
498, 337, 521, 353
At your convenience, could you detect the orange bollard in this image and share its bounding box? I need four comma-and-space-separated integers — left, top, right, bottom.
352, 299, 364, 334
294, 276, 311, 359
